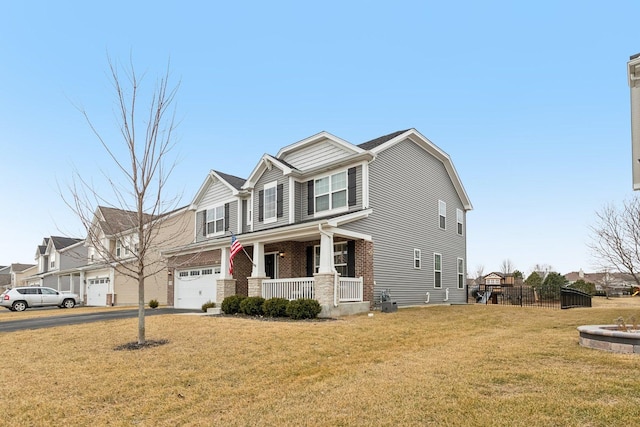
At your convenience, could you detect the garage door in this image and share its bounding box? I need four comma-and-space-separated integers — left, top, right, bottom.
87, 279, 109, 306
175, 266, 220, 309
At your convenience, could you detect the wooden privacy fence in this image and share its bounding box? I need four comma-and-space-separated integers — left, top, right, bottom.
475, 285, 592, 309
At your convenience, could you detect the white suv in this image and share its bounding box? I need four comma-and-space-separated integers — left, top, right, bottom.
0, 287, 79, 312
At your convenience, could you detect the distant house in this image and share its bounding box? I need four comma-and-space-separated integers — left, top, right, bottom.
8, 263, 37, 288
565, 269, 637, 294
24, 236, 87, 292
163, 129, 472, 316
78, 205, 193, 306
482, 272, 516, 286
0, 265, 11, 289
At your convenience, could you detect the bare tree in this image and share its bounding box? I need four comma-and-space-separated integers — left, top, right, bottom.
474, 265, 485, 285
531, 263, 553, 281
590, 197, 640, 288
500, 259, 514, 275
65, 57, 182, 345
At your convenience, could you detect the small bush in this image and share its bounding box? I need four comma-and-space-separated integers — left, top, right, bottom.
221, 295, 246, 314
148, 299, 159, 309
240, 296, 265, 316
201, 301, 216, 312
286, 298, 322, 320
263, 298, 290, 317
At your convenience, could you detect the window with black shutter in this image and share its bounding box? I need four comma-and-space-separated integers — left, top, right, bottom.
348, 167, 356, 206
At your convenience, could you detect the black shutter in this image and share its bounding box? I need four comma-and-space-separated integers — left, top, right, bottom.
277, 184, 284, 218
201, 210, 207, 237
307, 180, 314, 215
224, 203, 230, 231
347, 240, 355, 277
348, 167, 356, 207
306, 246, 314, 277
258, 190, 264, 222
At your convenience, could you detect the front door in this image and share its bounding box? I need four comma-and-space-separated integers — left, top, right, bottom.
265, 253, 276, 279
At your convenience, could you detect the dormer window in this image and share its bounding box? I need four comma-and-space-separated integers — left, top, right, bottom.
206, 205, 225, 236
263, 181, 277, 223
116, 240, 122, 258
315, 171, 347, 213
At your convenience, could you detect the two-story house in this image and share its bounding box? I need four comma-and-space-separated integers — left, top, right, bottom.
79, 205, 193, 306
24, 236, 87, 292
163, 129, 472, 316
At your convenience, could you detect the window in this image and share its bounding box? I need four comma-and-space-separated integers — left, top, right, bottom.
178, 271, 189, 278
414, 249, 421, 269
247, 195, 253, 227
438, 200, 446, 230
202, 268, 213, 275
457, 258, 464, 289
314, 242, 349, 276
434, 253, 442, 288
263, 182, 277, 223
315, 171, 347, 213
457, 209, 463, 235
206, 205, 225, 235
116, 240, 122, 257
190, 270, 200, 276
50, 252, 56, 269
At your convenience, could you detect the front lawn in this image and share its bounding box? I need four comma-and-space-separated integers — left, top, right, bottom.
2, 300, 639, 426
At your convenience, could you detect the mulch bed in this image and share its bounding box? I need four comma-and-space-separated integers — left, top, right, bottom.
114, 339, 170, 351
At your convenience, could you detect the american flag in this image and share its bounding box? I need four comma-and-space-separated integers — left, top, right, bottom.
229, 233, 243, 275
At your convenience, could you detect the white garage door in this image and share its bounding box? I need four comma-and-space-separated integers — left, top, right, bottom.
87, 279, 109, 306
175, 266, 220, 309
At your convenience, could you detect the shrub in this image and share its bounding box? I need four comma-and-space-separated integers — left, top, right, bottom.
240, 296, 265, 316
221, 295, 246, 314
286, 298, 322, 320
148, 299, 159, 309
201, 301, 216, 312
263, 297, 290, 317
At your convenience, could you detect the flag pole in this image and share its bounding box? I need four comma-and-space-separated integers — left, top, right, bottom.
242, 246, 256, 267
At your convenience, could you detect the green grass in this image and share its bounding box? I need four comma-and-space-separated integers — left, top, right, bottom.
2, 300, 640, 426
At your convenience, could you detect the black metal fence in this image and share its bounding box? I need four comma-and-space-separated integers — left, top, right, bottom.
474, 285, 592, 309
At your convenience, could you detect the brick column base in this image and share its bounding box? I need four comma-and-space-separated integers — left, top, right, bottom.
216, 279, 237, 304
247, 277, 267, 297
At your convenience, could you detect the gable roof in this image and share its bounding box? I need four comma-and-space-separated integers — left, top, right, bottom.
362, 128, 472, 211
189, 170, 248, 209
97, 206, 157, 237
243, 154, 299, 190
50, 236, 83, 250
10, 263, 36, 273
357, 129, 411, 150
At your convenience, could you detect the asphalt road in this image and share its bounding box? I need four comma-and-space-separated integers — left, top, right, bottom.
0, 308, 200, 332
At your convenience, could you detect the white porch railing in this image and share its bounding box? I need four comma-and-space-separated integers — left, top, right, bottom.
339, 277, 363, 302
262, 276, 364, 303
262, 277, 315, 300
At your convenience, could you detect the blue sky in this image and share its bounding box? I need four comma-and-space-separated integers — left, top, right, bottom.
0, 1, 638, 276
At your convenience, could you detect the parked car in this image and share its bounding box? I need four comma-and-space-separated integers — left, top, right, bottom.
0, 287, 79, 312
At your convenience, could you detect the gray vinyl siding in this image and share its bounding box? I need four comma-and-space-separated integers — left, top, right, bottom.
252, 167, 289, 231
299, 164, 362, 222
59, 245, 88, 270
195, 200, 239, 242
341, 139, 467, 306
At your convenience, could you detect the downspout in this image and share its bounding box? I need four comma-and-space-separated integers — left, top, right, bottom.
318, 224, 339, 308
425, 292, 430, 304
444, 288, 449, 302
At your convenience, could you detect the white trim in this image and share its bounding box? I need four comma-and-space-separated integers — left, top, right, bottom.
263, 181, 278, 224
414, 248, 421, 269
434, 253, 442, 289
326, 208, 373, 227
325, 226, 373, 242
205, 204, 226, 237
456, 208, 463, 236
243, 154, 294, 190
276, 131, 365, 159
189, 170, 245, 210
457, 257, 465, 289
288, 176, 295, 224
438, 200, 446, 230
312, 169, 348, 216
362, 160, 370, 209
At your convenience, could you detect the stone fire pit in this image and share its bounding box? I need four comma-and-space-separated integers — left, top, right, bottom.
577, 325, 640, 354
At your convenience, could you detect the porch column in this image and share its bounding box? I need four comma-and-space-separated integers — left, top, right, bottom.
248, 242, 267, 297
318, 230, 334, 274
79, 271, 85, 304
217, 246, 237, 301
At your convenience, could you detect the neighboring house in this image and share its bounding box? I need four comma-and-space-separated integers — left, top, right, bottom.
79, 205, 193, 306
0, 265, 11, 289
9, 263, 37, 288
483, 272, 516, 287
23, 236, 87, 292
565, 269, 636, 294
163, 129, 472, 316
